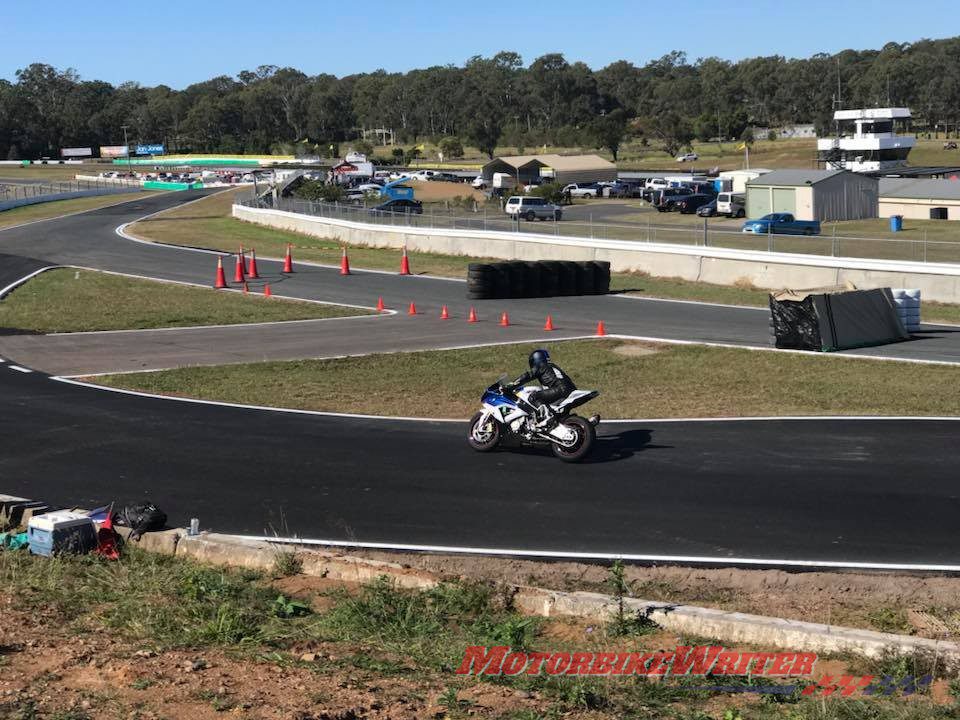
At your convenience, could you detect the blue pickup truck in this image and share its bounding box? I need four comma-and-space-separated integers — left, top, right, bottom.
741, 213, 821, 236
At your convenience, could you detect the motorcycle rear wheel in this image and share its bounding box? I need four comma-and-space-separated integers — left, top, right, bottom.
468, 412, 501, 452
551, 415, 595, 463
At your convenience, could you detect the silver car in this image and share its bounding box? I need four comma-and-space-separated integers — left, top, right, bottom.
504, 196, 563, 221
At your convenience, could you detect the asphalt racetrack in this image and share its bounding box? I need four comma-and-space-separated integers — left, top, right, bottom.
2, 189, 959, 569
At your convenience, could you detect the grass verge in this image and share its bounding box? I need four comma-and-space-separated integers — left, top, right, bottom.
1, 547, 955, 719
0, 191, 159, 229
93, 338, 960, 418
0, 268, 369, 333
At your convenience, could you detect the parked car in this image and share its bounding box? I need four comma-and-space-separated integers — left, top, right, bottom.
370, 198, 424, 215
471, 175, 488, 189
676, 152, 699, 162
644, 177, 669, 191
652, 187, 695, 210
716, 192, 746, 218
504, 196, 562, 221
675, 194, 715, 214
741, 213, 821, 235
356, 182, 384, 193
696, 198, 718, 217
562, 183, 600, 198
408, 170, 438, 181
429, 172, 460, 182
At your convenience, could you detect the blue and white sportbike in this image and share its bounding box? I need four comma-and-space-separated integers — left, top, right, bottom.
468, 377, 601, 462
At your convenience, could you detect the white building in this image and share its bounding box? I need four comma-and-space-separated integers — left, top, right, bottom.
817, 108, 915, 173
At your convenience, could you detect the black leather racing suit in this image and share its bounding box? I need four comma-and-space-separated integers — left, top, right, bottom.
513, 362, 576, 411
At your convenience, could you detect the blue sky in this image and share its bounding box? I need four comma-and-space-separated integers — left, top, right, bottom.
3, 0, 958, 88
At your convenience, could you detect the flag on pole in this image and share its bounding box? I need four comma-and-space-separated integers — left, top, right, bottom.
737, 142, 747, 150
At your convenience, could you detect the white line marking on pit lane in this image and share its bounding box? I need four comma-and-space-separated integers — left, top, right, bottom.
8, 365, 32, 373
240, 535, 960, 573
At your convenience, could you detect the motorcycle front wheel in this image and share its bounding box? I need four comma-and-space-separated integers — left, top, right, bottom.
467, 412, 501, 452
551, 415, 595, 463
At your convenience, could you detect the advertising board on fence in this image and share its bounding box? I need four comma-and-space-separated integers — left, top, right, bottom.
99, 145, 129, 158
135, 144, 164, 155
60, 147, 93, 158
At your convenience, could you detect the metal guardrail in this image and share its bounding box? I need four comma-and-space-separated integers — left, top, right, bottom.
0, 178, 141, 204
236, 195, 960, 266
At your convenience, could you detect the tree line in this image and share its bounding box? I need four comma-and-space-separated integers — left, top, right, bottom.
2, 37, 959, 162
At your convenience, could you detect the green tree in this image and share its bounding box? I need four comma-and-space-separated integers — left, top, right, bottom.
590, 108, 628, 160
466, 118, 501, 159
438, 136, 464, 158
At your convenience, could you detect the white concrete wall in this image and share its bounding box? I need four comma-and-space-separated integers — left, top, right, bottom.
0, 186, 141, 212
233, 203, 960, 303
879, 199, 960, 221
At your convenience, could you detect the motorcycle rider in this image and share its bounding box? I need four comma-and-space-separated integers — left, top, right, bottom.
507, 348, 576, 429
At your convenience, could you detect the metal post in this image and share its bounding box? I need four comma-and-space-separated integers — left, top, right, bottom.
703, 217, 708, 247
923, 229, 928, 262
767, 224, 773, 252
590, 213, 593, 239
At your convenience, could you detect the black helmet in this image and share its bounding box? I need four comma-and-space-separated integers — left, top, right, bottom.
528, 348, 550, 371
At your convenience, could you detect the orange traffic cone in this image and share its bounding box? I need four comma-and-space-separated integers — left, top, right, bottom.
233, 253, 245, 283
468, 307, 478, 323
408, 301, 417, 315
214, 257, 227, 289
247, 248, 260, 279
399, 246, 411, 275
544, 315, 555, 331
283, 244, 294, 273
440, 305, 449, 319
263, 284, 272, 297
596, 320, 607, 336
499, 311, 510, 327
376, 296, 385, 312
340, 247, 351, 275
239, 245, 248, 275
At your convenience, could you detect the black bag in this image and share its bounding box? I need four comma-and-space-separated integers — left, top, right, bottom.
117, 503, 167, 541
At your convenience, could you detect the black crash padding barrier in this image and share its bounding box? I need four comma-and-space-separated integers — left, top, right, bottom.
769, 287, 909, 352
467, 260, 611, 299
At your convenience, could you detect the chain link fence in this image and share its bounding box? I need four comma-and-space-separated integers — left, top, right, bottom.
0, 177, 141, 206
236, 194, 960, 265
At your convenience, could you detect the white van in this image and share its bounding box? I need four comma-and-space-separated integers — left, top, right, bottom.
645, 178, 669, 191
717, 192, 746, 218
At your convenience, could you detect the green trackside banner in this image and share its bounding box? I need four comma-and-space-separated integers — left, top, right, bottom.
142, 181, 204, 191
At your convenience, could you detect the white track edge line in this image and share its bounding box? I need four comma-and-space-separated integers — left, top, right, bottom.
237, 535, 960, 572
7, 365, 32, 373
0, 265, 60, 299
49, 374, 960, 423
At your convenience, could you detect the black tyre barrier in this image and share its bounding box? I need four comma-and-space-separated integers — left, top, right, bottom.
522, 261, 542, 298
539, 261, 561, 298
557, 261, 578, 296
576, 261, 597, 295
590, 260, 611, 294
465, 260, 610, 299
506, 261, 527, 299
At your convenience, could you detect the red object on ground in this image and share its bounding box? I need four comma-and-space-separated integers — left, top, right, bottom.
499, 311, 510, 327
340, 247, 351, 275
214, 257, 227, 289
440, 305, 450, 319
596, 320, 607, 336
408, 301, 417, 315
283, 244, 294, 273
399, 246, 411, 275
264, 284, 272, 297
468, 307, 478, 323
544, 315, 554, 331
376, 296, 385, 312
95, 507, 120, 560
233, 253, 244, 283
247, 248, 260, 279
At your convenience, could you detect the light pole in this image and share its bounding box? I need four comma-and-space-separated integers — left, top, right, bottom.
121, 125, 133, 178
